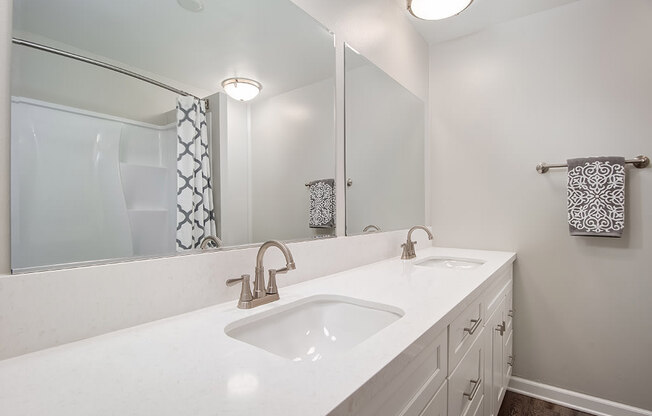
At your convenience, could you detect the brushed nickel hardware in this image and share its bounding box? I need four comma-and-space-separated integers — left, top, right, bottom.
363, 224, 381, 233
536, 155, 649, 174
401, 225, 434, 260
464, 318, 482, 335
200, 235, 223, 249
266, 269, 279, 295
12, 38, 206, 103
508, 355, 514, 367
255, 240, 295, 298
495, 321, 506, 336
226, 240, 295, 309
226, 274, 254, 308
463, 378, 481, 401
508, 309, 514, 318
305, 178, 352, 187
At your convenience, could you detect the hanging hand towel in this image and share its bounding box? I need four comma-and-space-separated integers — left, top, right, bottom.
308, 179, 335, 228
567, 156, 625, 237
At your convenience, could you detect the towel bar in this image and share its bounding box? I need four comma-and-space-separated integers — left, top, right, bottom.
536, 155, 649, 174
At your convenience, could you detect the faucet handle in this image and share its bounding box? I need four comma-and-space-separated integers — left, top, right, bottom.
267, 269, 278, 295
226, 274, 254, 303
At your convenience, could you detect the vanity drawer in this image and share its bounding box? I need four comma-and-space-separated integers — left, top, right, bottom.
419, 380, 447, 416
484, 270, 512, 321
333, 328, 448, 416
449, 329, 485, 416
449, 296, 485, 373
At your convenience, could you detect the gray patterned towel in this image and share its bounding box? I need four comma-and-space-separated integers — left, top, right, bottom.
567, 156, 625, 237
308, 179, 335, 228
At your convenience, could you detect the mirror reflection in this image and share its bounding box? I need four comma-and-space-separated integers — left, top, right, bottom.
10, 0, 336, 272
344, 44, 425, 235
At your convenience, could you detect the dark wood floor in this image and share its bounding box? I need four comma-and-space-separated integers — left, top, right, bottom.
498, 391, 596, 416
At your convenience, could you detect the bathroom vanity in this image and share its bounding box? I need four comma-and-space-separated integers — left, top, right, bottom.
0, 247, 515, 416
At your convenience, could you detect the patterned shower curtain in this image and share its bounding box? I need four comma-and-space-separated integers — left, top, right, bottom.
176, 95, 216, 250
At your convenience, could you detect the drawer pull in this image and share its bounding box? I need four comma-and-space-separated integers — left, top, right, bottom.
463, 378, 482, 401
508, 309, 514, 318
463, 318, 482, 335
508, 355, 514, 367
495, 321, 505, 336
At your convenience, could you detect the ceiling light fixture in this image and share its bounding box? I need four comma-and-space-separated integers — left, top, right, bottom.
407, 0, 474, 20
221, 78, 262, 102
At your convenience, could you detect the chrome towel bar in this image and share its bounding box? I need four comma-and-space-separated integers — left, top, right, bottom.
536, 155, 649, 174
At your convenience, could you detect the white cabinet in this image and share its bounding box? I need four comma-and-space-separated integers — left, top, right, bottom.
421, 381, 448, 416
333, 266, 513, 416
448, 328, 485, 416
483, 279, 513, 416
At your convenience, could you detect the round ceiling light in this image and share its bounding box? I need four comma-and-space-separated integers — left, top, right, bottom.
221, 78, 262, 102
407, 0, 474, 20
177, 0, 204, 12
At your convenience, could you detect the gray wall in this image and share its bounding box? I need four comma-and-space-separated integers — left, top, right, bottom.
430, 0, 652, 410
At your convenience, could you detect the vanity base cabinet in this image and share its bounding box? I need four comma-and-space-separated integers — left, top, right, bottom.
331, 265, 513, 416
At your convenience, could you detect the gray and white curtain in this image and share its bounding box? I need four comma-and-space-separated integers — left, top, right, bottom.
176, 96, 216, 250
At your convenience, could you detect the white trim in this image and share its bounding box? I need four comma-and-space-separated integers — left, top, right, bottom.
508, 376, 652, 416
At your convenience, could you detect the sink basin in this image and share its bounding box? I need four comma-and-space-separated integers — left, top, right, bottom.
225, 295, 403, 362
414, 256, 485, 270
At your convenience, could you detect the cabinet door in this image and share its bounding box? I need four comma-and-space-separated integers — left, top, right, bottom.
502, 289, 514, 398
484, 297, 506, 416
449, 329, 485, 416
420, 381, 447, 416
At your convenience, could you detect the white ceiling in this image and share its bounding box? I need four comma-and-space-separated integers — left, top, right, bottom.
405, 0, 580, 44
12, 0, 335, 99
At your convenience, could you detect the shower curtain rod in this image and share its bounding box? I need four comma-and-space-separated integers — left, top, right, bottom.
12, 37, 206, 103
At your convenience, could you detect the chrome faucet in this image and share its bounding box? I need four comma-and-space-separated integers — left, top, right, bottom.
401, 226, 434, 260
226, 240, 296, 309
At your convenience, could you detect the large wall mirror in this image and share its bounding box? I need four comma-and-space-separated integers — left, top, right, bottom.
344, 44, 425, 235
10, 0, 336, 272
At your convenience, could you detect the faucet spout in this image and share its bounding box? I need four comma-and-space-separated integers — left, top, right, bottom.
407, 225, 434, 242
254, 240, 295, 298
401, 226, 434, 260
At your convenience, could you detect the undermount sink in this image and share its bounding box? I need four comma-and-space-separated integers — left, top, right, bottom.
414, 256, 485, 270
225, 295, 404, 362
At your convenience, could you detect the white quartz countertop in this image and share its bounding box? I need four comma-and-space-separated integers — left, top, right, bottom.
0, 247, 515, 416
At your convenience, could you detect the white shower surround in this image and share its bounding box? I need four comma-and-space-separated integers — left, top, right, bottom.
10, 97, 176, 271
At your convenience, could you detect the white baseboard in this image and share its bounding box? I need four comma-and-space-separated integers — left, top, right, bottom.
508, 376, 652, 416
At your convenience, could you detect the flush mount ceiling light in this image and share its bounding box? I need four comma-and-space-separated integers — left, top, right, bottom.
221, 78, 262, 102
177, 0, 204, 12
407, 0, 474, 20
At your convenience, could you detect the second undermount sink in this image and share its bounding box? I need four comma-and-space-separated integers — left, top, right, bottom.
414, 256, 485, 270
225, 295, 404, 362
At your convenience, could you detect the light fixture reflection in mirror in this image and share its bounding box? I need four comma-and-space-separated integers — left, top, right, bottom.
221, 78, 262, 101
407, 0, 473, 20
177, 0, 204, 12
